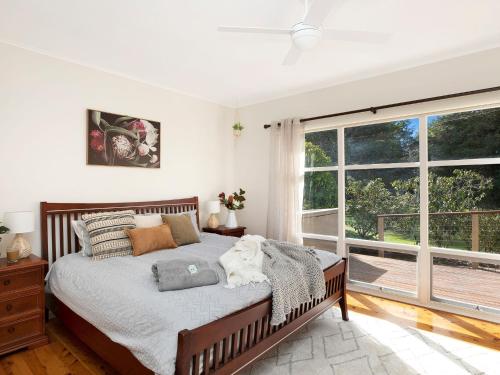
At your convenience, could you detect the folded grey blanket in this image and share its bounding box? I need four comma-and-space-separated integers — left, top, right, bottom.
262, 240, 327, 326
152, 257, 219, 291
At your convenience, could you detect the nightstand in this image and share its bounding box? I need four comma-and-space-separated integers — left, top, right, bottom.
0, 255, 48, 355
203, 226, 246, 238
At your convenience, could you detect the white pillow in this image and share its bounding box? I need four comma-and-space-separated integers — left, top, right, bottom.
134, 210, 200, 236
71, 220, 92, 256
134, 214, 163, 228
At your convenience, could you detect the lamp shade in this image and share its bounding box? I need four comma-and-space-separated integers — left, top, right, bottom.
3, 211, 35, 233
207, 201, 221, 214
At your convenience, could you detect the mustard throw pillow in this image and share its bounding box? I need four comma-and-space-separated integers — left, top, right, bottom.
161, 214, 200, 246
125, 224, 177, 256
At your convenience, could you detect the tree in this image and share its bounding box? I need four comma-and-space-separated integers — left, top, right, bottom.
345, 120, 418, 164
428, 108, 500, 209
345, 177, 392, 239
428, 169, 493, 248
303, 141, 337, 209
345, 169, 494, 248
428, 108, 500, 161
305, 131, 337, 167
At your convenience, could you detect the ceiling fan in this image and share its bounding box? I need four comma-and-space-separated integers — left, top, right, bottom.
218, 0, 390, 65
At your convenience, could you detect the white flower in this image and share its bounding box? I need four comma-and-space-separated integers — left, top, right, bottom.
141, 120, 159, 147
150, 154, 158, 164
137, 143, 150, 156
112, 135, 135, 159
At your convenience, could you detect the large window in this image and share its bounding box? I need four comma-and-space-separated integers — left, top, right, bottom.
303, 105, 500, 316
303, 130, 338, 240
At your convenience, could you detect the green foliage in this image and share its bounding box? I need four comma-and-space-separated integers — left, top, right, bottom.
345, 120, 418, 164
232, 122, 244, 131
345, 177, 392, 239
345, 169, 495, 250
305, 130, 337, 167
304, 142, 337, 209
480, 215, 500, 253
219, 188, 246, 210
428, 108, 500, 160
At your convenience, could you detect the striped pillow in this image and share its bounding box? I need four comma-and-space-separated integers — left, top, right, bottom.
82, 210, 136, 260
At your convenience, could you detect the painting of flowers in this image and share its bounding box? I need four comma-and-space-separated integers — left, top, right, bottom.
87, 110, 160, 168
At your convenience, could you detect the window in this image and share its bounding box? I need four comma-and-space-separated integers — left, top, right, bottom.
345, 119, 418, 164
303, 105, 500, 316
348, 246, 417, 293
432, 256, 500, 311
346, 168, 419, 244
428, 165, 499, 253
428, 108, 500, 161
303, 130, 338, 238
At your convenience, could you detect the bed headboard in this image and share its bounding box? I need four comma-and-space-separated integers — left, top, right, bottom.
40, 196, 199, 266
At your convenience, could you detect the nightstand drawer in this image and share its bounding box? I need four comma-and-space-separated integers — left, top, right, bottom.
0, 269, 41, 295
0, 294, 41, 320
0, 316, 42, 344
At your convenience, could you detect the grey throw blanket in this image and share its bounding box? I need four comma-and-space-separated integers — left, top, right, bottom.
261, 240, 326, 325
152, 257, 219, 292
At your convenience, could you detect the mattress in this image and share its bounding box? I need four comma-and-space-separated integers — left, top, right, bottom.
46, 233, 340, 375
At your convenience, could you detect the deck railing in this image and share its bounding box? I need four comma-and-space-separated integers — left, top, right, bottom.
377, 210, 500, 259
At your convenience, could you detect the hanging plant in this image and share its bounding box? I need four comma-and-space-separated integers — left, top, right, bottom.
232, 122, 244, 137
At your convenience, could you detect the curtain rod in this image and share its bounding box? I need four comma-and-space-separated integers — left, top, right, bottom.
263, 85, 500, 129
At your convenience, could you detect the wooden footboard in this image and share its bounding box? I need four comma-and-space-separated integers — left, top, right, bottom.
175, 258, 348, 375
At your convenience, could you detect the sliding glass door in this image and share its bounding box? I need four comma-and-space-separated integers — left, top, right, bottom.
302, 104, 500, 317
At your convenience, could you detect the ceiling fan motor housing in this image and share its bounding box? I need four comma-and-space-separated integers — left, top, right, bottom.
291, 23, 322, 50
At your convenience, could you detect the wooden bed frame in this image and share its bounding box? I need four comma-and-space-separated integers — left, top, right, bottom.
41, 197, 348, 375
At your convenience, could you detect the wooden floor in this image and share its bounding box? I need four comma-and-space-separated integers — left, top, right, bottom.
350, 253, 500, 309
0, 292, 498, 374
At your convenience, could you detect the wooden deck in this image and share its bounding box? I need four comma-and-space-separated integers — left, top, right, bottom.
349, 253, 500, 310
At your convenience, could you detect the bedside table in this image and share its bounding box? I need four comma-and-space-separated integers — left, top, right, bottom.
203, 226, 246, 238
0, 255, 48, 355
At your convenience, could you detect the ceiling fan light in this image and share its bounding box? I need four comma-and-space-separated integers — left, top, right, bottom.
291, 27, 322, 51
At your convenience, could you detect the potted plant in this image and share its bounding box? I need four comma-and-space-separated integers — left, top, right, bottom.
218, 189, 246, 228
232, 122, 244, 137
0, 223, 9, 254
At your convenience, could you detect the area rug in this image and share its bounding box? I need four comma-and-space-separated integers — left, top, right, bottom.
241, 308, 499, 375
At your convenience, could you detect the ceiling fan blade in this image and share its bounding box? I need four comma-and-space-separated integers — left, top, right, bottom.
218, 26, 290, 35
303, 0, 346, 27
282, 46, 302, 65
322, 29, 391, 43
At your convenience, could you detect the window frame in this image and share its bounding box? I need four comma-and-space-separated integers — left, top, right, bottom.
302, 99, 500, 323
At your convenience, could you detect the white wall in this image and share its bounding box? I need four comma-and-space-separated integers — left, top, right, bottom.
235, 47, 500, 236
0, 43, 236, 256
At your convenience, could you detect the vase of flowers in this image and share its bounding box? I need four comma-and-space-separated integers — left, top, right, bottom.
218, 189, 246, 228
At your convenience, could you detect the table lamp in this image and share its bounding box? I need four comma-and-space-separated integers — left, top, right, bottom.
4, 211, 35, 261
206, 201, 221, 229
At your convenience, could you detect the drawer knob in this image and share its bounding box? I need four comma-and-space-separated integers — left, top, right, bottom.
6, 304, 13, 312
7, 327, 15, 334
3, 279, 10, 286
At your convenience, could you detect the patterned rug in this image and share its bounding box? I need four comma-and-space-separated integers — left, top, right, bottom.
241, 308, 499, 375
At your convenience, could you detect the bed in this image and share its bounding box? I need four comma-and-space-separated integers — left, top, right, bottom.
41, 197, 348, 375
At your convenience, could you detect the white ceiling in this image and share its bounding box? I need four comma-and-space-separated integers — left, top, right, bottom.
1, 0, 500, 107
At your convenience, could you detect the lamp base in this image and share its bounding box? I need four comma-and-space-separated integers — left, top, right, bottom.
207, 214, 219, 229
8, 233, 32, 259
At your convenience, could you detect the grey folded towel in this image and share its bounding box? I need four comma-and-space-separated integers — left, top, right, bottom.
151, 257, 219, 291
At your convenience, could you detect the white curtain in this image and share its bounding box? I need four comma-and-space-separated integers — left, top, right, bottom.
266, 118, 305, 244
